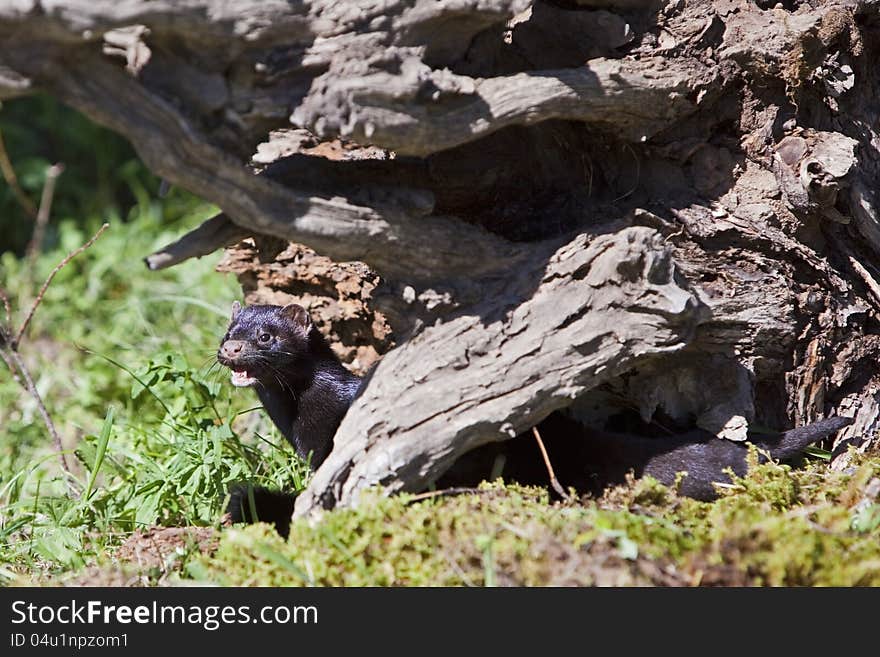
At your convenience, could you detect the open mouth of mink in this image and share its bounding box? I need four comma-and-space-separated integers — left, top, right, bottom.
229, 368, 259, 387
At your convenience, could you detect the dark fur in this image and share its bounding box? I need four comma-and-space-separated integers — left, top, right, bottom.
218, 303, 361, 530
218, 303, 361, 466
573, 415, 852, 500
227, 484, 297, 538
441, 413, 854, 501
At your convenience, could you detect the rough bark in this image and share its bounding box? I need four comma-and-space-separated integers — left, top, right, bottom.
4, 0, 880, 516
298, 226, 708, 509
215, 233, 393, 374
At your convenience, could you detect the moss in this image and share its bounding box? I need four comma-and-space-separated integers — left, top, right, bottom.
56, 452, 880, 587
685, 451, 880, 585
187, 482, 700, 586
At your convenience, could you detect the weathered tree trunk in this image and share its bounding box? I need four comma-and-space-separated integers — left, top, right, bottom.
4, 0, 879, 515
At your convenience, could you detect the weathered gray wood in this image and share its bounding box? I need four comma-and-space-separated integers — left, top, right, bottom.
295, 226, 709, 512
292, 56, 718, 156
144, 214, 248, 271
6, 46, 524, 282
0, 65, 31, 99
0, 0, 717, 280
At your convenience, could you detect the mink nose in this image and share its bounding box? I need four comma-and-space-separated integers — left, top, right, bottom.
221, 340, 245, 358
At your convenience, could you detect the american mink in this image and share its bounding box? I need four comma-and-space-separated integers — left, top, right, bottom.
584, 415, 853, 500
440, 412, 853, 501
217, 301, 360, 535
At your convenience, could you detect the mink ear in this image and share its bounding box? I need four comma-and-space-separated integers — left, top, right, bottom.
231, 300, 242, 322
280, 303, 311, 331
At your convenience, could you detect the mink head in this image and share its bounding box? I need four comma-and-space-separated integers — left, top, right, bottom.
217, 302, 314, 388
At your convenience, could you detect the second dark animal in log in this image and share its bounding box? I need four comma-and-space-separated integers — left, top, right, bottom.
440, 412, 854, 502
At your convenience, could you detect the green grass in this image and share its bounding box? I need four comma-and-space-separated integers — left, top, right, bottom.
0, 95, 312, 584
48, 450, 878, 587
0, 197, 310, 582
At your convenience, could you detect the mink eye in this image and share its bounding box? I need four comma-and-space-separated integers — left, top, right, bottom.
258, 332, 272, 344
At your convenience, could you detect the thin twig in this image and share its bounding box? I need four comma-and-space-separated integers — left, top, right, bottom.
828, 231, 880, 310
144, 213, 248, 271
532, 426, 573, 502
0, 126, 37, 219
26, 163, 64, 264
15, 222, 109, 347
612, 143, 641, 203
0, 287, 11, 325
5, 347, 76, 489
0, 342, 24, 388
405, 487, 485, 503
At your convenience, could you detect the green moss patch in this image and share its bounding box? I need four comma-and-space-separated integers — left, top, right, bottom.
185, 451, 880, 587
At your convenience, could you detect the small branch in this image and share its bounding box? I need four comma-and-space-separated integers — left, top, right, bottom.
827, 231, 880, 310
0, 125, 37, 218
26, 163, 64, 263
144, 213, 248, 271
1, 221, 105, 493
0, 340, 24, 388
15, 222, 109, 347
0, 65, 33, 100
0, 297, 23, 387
4, 346, 75, 485
405, 487, 485, 503
0, 287, 11, 325
532, 426, 573, 502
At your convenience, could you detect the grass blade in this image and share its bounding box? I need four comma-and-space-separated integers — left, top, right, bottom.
85, 407, 115, 499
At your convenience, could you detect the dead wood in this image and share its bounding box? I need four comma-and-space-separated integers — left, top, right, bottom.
4, 0, 880, 513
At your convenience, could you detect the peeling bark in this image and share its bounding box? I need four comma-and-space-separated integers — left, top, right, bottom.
293, 56, 718, 156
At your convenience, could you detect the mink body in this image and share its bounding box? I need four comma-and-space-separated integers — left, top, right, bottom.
441, 413, 853, 501
217, 302, 360, 535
